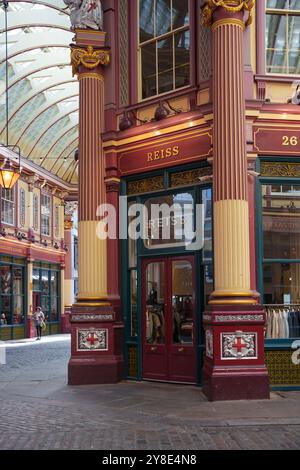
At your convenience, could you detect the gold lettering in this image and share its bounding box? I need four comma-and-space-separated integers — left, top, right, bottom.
147, 145, 181, 164
173, 146, 179, 156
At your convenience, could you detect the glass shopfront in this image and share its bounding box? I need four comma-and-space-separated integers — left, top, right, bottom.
0, 256, 26, 341
122, 164, 213, 384
258, 160, 300, 389
32, 262, 61, 336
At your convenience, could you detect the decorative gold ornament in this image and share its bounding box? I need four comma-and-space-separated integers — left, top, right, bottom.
261, 162, 300, 178
71, 45, 110, 76
202, 0, 255, 27
127, 176, 164, 196
64, 220, 73, 230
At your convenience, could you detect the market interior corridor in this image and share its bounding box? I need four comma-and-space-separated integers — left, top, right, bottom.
0, 336, 300, 450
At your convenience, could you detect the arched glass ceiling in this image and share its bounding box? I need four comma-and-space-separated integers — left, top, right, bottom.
0, 0, 78, 184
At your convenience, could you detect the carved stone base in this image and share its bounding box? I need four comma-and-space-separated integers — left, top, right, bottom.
202, 363, 270, 401
202, 304, 270, 401
68, 303, 124, 385
26, 316, 37, 338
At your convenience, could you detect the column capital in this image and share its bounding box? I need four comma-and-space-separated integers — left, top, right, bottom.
71, 44, 110, 77
202, 0, 255, 28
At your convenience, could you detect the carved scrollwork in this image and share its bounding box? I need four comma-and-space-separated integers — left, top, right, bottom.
202, 0, 255, 27
260, 162, 300, 178
71, 45, 110, 76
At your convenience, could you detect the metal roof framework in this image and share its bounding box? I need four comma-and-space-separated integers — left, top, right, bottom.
0, 0, 78, 184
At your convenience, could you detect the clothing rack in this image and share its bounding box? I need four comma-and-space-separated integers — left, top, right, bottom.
264, 304, 300, 307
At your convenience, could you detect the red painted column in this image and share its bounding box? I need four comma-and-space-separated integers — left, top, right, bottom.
61, 219, 73, 334
201, 1, 269, 401
68, 29, 124, 385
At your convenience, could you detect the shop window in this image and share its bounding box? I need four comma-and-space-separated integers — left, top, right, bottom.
1, 188, 15, 226
19, 188, 26, 227
261, 181, 300, 340
262, 183, 300, 260
41, 194, 51, 236
0, 257, 25, 338
74, 236, 78, 271
139, 0, 190, 99
266, 1, 300, 75
32, 263, 60, 325
33, 193, 39, 230
143, 192, 195, 249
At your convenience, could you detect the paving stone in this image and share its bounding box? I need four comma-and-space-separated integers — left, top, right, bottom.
0, 337, 300, 450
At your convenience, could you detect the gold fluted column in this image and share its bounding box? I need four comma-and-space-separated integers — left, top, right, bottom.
201, 1, 269, 401
68, 30, 123, 386
204, 1, 255, 305
71, 39, 110, 305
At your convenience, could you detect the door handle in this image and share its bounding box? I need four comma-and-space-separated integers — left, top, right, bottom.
151, 346, 157, 352
178, 347, 184, 352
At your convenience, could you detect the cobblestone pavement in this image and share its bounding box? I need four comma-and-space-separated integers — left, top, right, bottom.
0, 336, 300, 450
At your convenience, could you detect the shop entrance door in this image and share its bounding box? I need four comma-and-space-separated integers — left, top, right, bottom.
142, 257, 196, 383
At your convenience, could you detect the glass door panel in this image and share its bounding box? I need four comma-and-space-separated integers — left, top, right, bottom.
143, 260, 168, 381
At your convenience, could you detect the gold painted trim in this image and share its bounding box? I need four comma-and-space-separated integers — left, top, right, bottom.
202, 0, 255, 28
105, 177, 121, 183
103, 120, 208, 149
212, 18, 245, 31
77, 296, 108, 301
74, 302, 111, 307
104, 128, 212, 154
211, 291, 255, 298
209, 299, 258, 305
71, 45, 110, 76
78, 72, 104, 81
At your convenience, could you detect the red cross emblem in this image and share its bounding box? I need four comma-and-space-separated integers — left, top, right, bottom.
232, 336, 247, 354
88, 2, 97, 12
87, 332, 98, 346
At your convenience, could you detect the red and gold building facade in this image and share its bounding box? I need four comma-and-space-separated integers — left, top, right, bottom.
0, 147, 77, 340
67, 0, 300, 399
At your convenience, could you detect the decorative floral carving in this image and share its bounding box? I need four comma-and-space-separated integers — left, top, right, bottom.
77, 328, 108, 351
260, 162, 300, 178
170, 167, 212, 188
63, 0, 103, 31
71, 45, 110, 76
221, 331, 257, 359
202, 0, 255, 27
205, 330, 214, 359
127, 176, 164, 196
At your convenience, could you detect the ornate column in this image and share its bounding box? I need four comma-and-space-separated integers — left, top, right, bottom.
201, 1, 269, 400
68, 28, 123, 385
61, 202, 77, 334
26, 257, 35, 338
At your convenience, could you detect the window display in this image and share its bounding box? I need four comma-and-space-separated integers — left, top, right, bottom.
0, 257, 25, 340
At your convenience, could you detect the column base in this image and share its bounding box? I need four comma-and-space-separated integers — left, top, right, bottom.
61, 306, 71, 334
68, 355, 124, 385
202, 363, 270, 401
26, 316, 36, 338
68, 302, 124, 386
202, 304, 270, 401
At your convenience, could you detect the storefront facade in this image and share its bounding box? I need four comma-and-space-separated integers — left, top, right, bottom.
0, 157, 70, 341
66, 1, 300, 399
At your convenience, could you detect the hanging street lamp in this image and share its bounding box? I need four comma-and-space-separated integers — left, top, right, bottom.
0, 0, 21, 189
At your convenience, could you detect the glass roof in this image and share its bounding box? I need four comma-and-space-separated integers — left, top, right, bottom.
0, 0, 78, 184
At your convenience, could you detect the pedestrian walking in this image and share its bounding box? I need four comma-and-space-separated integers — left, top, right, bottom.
34, 307, 45, 340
